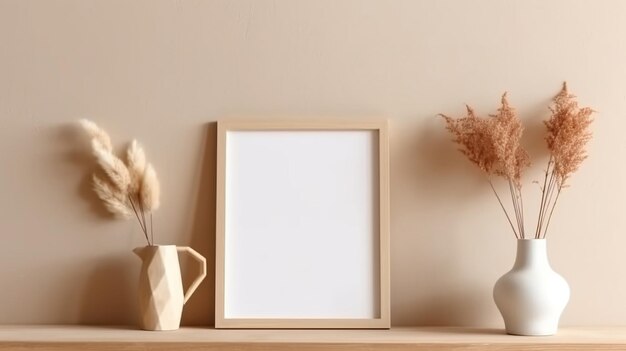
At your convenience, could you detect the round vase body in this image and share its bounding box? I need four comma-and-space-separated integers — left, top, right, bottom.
493, 239, 570, 336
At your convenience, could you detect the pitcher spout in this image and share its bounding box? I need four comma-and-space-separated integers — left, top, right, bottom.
133, 246, 146, 259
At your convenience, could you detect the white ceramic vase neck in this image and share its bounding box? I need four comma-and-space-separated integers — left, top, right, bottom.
512, 239, 549, 269
493, 239, 570, 336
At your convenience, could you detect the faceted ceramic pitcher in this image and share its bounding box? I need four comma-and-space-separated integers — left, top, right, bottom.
133, 245, 206, 331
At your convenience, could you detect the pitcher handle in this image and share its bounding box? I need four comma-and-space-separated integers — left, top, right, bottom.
176, 246, 207, 305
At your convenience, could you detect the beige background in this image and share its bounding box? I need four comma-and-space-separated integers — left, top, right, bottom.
1, 0, 624, 327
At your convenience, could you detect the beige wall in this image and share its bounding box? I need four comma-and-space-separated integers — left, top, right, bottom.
1, 0, 625, 327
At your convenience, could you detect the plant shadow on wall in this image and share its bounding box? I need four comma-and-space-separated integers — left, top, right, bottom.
77, 254, 136, 324
400, 116, 495, 326
59, 122, 115, 219
57, 122, 136, 324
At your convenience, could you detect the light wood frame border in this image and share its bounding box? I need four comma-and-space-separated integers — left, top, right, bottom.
215, 120, 390, 329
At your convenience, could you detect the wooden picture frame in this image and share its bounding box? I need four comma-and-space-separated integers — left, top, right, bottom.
215, 120, 390, 329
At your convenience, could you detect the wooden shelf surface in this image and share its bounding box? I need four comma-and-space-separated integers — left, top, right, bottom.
1, 325, 626, 350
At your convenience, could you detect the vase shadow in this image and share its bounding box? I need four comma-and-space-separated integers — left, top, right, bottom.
422, 327, 506, 335
410, 290, 494, 327
78, 255, 137, 326
391, 116, 495, 327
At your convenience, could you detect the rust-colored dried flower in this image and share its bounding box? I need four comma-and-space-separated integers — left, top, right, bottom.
441, 94, 530, 185
535, 83, 594, 239
441, 83, 594, 240
545, 82, 594, 187
441, 93, 530, 239
441, 105, 496, 174
489, 93, 531, 188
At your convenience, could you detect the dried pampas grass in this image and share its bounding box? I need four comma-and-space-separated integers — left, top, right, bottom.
127, 140, 146, 194
441, 82, 594, 240
92, 139, 131, 193
78, 119, 161, 246
442, 93, 529, 239
92, 175, 133, 219
140, 164, 160, 211
441, 93, 530, 187
545, 83, 594, 187
79, 119, 113, 152
534, 83, 594, 239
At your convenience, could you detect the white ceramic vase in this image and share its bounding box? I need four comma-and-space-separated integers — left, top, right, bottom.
133, 245, 207, 331
493, 239, 569, 336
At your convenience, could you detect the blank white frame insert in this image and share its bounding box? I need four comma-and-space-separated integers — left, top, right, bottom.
215, 121, 390, 329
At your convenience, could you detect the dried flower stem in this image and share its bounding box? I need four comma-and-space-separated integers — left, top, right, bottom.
507, 183, 515, 225
150, 212, 154, 246
128, 195, 150, 246
543, 174, 558, 234
508, 180, 527, 238
518, 186, 526, 235
489, 180, 520, 239
508, 181, 519, 234
535, 163, 562, 239
535, 157, 552, 238
138, 198, 148, 244
543, 188, 562, 238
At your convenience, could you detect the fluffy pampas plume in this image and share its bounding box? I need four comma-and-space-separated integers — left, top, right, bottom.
78, 119, 161, 246
92, 175, 133, 219
126, 140, 146, 194
140, 164, 160, 211
79, 119, 113, 152
92, 139, 131, 193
